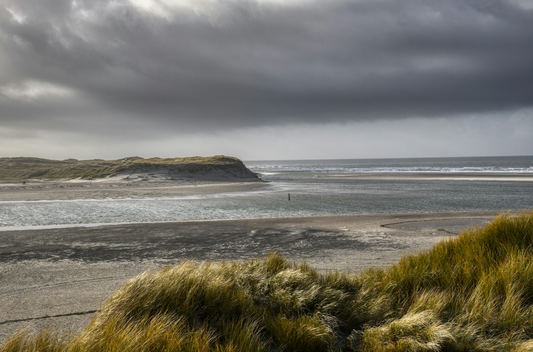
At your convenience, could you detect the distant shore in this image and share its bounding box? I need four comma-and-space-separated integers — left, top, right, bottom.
0, 155, 259, 183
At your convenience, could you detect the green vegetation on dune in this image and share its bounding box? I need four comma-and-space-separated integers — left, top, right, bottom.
0, 155, 255, 181
3, 211, 533, 351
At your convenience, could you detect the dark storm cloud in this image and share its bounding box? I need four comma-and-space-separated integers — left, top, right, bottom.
0, 0, 532, 136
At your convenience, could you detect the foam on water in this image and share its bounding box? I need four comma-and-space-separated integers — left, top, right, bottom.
248, 157, 533, 173
251, 166, 533, 173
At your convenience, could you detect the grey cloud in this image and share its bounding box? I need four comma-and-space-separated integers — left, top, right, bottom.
0, 0, 532, 137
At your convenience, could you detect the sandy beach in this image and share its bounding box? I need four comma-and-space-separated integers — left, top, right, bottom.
0, 205, 506, 343
0, 180, 267, 202
0, 178, 526, 343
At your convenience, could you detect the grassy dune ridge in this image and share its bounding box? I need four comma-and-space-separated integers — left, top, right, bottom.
0, 156, 256, 181
3, 212, 533, 351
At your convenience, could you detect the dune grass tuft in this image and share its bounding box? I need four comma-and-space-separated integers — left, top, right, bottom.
2, 211, 533, 351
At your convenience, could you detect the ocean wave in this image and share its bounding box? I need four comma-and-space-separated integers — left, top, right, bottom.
249, 166, 533, 173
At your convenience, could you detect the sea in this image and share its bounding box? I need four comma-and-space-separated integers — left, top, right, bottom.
1, 156, 532, 230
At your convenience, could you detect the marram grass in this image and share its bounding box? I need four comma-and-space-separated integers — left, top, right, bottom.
3, 211, 533, 351
0, 155, 253, 181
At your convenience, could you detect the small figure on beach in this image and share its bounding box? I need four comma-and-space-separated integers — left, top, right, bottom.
288, 193, 290, 201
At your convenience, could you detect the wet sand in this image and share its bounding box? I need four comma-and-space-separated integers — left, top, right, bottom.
0, 181, 267, 201
0, 210, 507, 343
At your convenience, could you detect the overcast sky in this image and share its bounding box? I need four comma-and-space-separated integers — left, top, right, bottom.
0, 0, 532, 160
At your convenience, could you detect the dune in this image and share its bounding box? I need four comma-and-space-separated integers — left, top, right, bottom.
0, 155, 264, 201
0, 155, 260, 183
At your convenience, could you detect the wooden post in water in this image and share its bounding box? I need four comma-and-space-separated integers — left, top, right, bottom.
288, 193, 291, 201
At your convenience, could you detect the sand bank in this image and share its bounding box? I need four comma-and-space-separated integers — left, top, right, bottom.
0, 181, 267, 202
0, 210, 509, 343
318, 172, 533, 182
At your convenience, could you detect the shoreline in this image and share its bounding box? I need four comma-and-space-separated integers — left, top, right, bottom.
0, 209, 514, 232
0, 210, 514, 343
0, 180, 268, 202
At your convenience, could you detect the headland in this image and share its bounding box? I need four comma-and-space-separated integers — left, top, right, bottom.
0, 155, 265, 201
